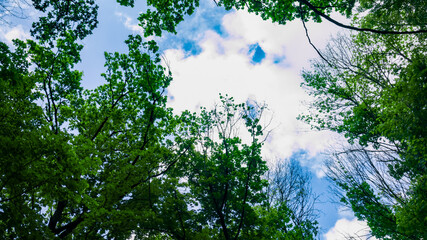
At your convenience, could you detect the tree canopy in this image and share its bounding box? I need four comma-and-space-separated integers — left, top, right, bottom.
1, 0, 426, 239
299, 5, 426, 239
130, 0, 427, 38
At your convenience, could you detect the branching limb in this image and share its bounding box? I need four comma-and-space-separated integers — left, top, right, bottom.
297, 0, 427, 34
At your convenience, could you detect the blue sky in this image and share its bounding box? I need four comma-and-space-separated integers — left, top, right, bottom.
0, 1, 375, 239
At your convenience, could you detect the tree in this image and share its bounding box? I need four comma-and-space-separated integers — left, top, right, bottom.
0, 32, 186, 239
261, 157, 319, 239
0, 0, 189, 238
325, 145, 413, 239
300, 31, 427, 175
181, 96, 270, 239
107, 96, 272, 240
0, 38, 50, 239
299, 25, 426, 239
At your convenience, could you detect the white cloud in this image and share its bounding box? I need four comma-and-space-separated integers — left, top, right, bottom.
163, 10, 346, 171
325, 218, 377, 240
0, 25, 31, 44
222, 11, 346, 70
115, 11, 144, 36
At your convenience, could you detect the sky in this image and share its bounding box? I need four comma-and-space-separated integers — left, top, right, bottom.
0, 1, 376, 239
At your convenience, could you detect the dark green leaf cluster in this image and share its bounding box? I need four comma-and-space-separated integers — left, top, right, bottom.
32, 0, 99, 45
132, 0, 200, 37
357, 0, 427, 33
133, 0, 427, 40
131, 0, 358, 38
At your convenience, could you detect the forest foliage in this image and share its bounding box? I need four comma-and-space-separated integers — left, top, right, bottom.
0, 0, 426, 239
